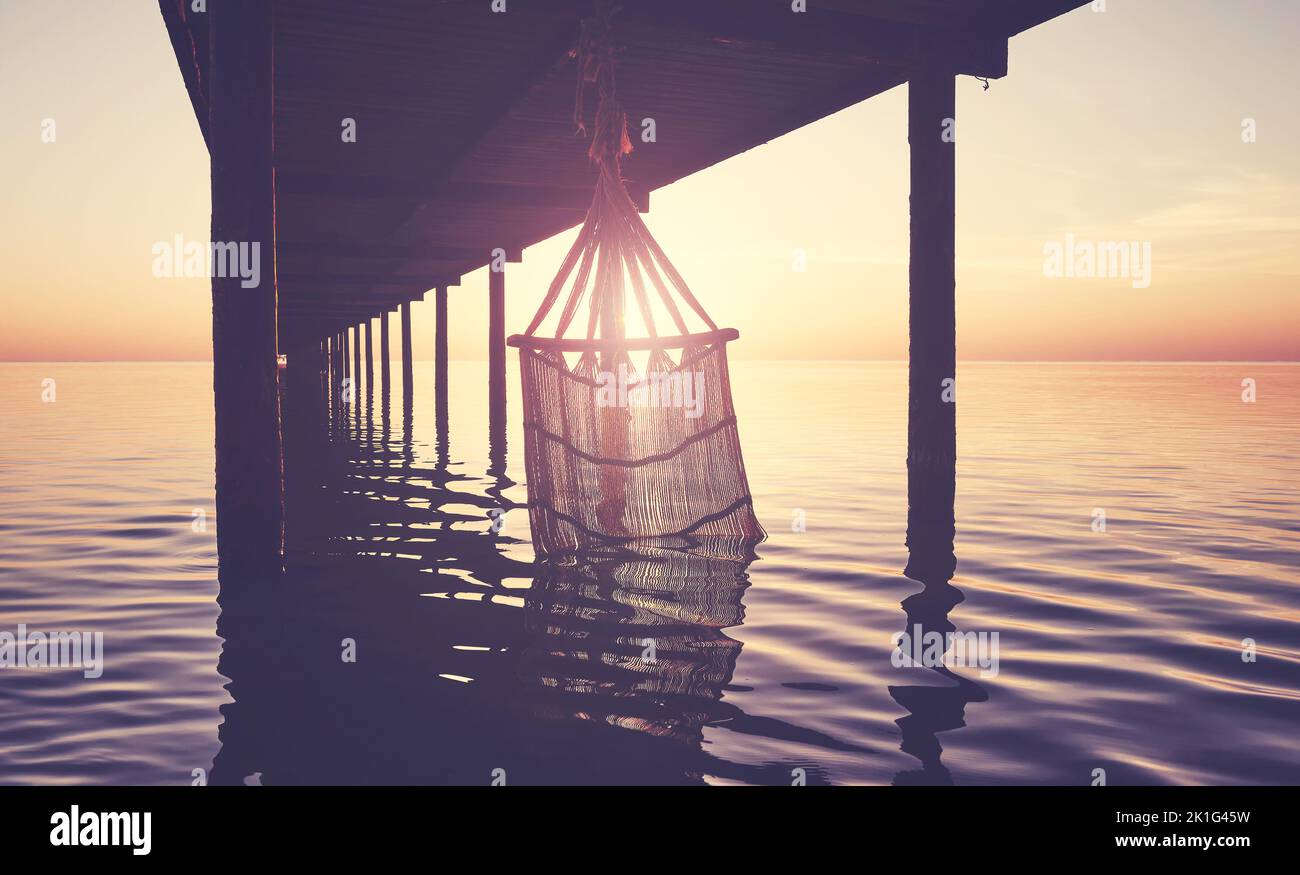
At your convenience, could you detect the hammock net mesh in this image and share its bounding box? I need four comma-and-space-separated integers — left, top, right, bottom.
509, 5, 764, 559
517, 545, 751, 741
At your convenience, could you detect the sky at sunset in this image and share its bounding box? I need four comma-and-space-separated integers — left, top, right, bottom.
1, 0, 1297, 362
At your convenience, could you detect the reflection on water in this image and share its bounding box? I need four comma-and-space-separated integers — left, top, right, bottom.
881, 407, 985, 785
518, 547, 750, 746
2, 361, 1300, 784
206, 373, 861, 785
892, 521, 988, 786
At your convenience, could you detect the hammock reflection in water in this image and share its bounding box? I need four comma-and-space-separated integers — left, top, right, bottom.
519, 545, 751, 745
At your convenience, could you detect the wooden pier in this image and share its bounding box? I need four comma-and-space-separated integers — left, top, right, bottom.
159, 0, 1088, 569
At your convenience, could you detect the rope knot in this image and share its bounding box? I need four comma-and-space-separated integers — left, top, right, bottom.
573, 2, 632, 169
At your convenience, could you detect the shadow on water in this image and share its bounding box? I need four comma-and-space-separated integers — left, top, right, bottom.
210, 373, 864, 785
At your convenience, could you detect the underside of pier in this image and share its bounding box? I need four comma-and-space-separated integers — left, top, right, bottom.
159, 0, 1089, 568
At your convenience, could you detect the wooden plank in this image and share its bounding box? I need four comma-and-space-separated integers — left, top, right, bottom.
279, 240, 487, 262
279, 172, 630, 209
279, 175, 647, 221
613, 0, 1009, 77
278, 273, 452, 289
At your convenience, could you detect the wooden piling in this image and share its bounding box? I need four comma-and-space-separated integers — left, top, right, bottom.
906, 66, 957, 557
336, 330, 343, 383
209, 0, 282, 572
330, 331, 339, 410
325, 334, 332, 417
364, 318, 374, 399
433, 286, 449, 464
380, 310, 391, 398
334, 329, 346, 426
319, 338, 328, 407
352, 323, 362, 398
322, 336, 330, 402
400, 301, 414, 403
488, 268, 506, 449
434, 287, 448, 401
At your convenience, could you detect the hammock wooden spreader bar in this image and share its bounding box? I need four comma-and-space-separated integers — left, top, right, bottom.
507, 2, 765, 560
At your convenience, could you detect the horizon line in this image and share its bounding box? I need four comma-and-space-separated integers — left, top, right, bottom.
4, 359, 1299, 366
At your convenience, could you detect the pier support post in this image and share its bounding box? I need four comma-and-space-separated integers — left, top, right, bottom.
364, 318, 374, 398
324, 336, 332, 406
380, 310, 391, 398
906, 65, 957, 565
326, 334, 333, 414
343, 326, 353, 425
319, 337, 330, 420
327, 335, 338, 413
338, 328, 348, 387
488, 267, 506, 455
352, 323, 362, 398
335, 329, 347, 425
282, 337, 317, 419
338, 328, 348, 408
435, 286, 449, 449
319, 338, 328, 406
209, 0, 282, 571
400, 301, 414, 404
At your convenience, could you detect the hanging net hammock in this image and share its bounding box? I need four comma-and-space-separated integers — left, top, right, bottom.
508, 5, 765, 560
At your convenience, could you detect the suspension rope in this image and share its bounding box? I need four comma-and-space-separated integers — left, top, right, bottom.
522, 0, 717, 344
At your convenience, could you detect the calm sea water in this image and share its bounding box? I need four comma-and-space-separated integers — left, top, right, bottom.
1, 360, 1297, 785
